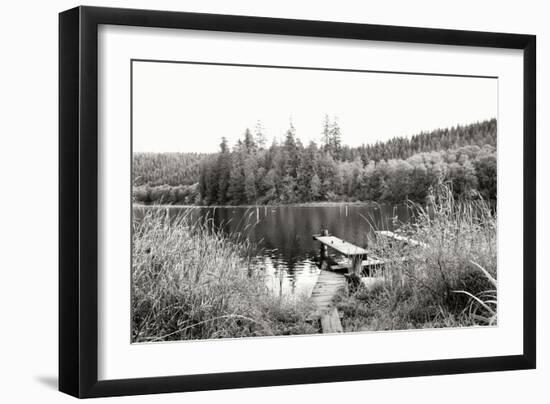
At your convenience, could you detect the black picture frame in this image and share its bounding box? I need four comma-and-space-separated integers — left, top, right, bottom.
59, 5, 536, 398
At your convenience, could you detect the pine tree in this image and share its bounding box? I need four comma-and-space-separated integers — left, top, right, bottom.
310, 174, 321, 200
243, 156, 257, 203
243, 128, 256, 154
321, 114, 331, 152
254, 121, 267, 150
328, 117, 342, 160
227, 142, 246, 204
216, 137, 231, 203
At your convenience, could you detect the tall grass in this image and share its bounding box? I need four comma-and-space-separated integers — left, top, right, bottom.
132, 208, 317, 342
337, 183, 497, 331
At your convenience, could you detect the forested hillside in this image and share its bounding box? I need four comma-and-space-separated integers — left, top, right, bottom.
133, 152, 206, 186
352, 118, 496, 162
133, 118, 496, 205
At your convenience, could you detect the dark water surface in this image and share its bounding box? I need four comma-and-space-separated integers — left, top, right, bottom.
143, 204, 413, 297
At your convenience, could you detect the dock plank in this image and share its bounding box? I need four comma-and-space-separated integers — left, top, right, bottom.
330, 257, 385, 271
313, 235, 368, 256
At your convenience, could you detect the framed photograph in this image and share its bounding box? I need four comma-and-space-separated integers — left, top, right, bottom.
59, 6, 536, 398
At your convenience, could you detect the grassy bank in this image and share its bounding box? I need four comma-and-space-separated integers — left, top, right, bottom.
336, 184, 497, 331
134, 200, 377, 209
132, 209, 318, 342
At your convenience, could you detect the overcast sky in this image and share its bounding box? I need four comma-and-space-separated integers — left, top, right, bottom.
132, 61, 497, 153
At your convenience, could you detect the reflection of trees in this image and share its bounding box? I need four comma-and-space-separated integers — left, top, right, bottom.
161, 205, 411, 289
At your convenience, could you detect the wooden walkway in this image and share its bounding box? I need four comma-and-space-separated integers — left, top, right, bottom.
309, 229, 428, 334
310, 270, 346, 333
310, 270, 347, 315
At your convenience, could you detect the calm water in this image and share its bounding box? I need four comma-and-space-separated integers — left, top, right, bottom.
147, 204, 413, 297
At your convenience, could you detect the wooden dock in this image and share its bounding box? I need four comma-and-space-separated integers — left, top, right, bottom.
311, 230, 427, 333
313, 232, 369, 275
309, 229, 426, 334
310, 231, 370, 333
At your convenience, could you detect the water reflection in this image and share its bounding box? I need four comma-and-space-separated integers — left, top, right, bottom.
138, 204, 413, 296
259, 255, 320, 298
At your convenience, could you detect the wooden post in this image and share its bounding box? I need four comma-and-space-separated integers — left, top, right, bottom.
347, 255, 363, 292
320, 244, 327, 261
426, 194, 435, 221
351, 255, 362, 276
319, 229, 329, 270
363, 254, 371, 277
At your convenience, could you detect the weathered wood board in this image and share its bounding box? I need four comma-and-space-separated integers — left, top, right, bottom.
330, 257, 385, 272
320, 308, 343, 333
313, 235, 368, 256
310, 270, 346, 326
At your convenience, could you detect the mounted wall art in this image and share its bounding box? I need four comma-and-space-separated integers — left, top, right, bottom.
59, 6, 536, 398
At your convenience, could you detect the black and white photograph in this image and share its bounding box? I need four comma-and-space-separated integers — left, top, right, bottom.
131, 60, 498, 342
0, 0, 544, 401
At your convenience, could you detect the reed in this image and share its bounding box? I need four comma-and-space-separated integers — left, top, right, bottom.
337, 183, 497, 330
131, 208, 317, 342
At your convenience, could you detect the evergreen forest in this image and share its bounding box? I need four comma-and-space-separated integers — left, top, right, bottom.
133, 117, 497, 205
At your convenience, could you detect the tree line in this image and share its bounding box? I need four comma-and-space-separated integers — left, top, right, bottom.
133, 152, 206, 186
133, 117, 496, 205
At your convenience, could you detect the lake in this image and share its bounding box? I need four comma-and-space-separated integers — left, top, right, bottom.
143, 204, 413, 297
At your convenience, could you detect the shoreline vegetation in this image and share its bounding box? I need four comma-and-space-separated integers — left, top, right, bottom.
134, 200, 379, 209
336, 184, 497, 331
133, 118, 496, 207
132, 118, 497, 341
132, 183, 496, 341
132, 209, 319, 342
